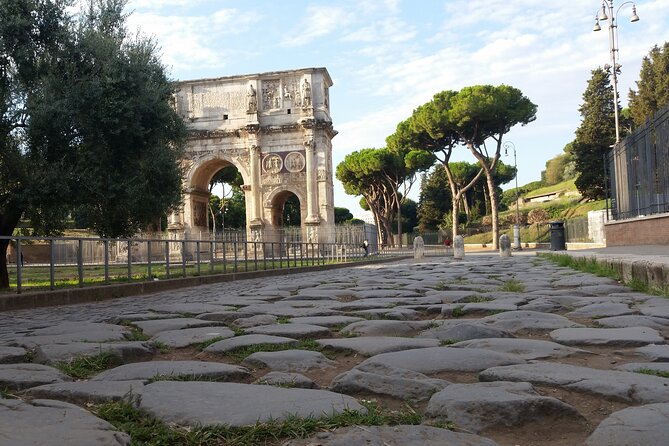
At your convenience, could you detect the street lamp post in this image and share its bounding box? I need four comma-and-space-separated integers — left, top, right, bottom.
504, 141, 521, 250
592, 1, 639, 144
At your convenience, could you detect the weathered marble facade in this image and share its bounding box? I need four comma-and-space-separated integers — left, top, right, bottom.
168, 68, 336, 243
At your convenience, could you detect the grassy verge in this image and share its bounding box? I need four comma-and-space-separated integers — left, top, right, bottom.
539, 253, 669, 297
95, 399, 426, 446
635, 368, 669, 378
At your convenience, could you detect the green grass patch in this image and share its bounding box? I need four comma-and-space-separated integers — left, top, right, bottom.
451, 306, 465, 318
460, 295, 493, 303
95, 399, 424, 446
524, 179, 576, 197
276, 316, 291, 324
56, 352, 118, 379
125, 327, 151, 342
540, 253, 669, 297
634, 368, 669, 379
193, 336, 227, 351
153, 341, 170, 354
439, 339, 459, 346
433, 281, 447, 290
499, 279, 526, 293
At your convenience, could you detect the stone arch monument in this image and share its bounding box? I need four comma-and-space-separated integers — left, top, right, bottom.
168, 68, 336, 244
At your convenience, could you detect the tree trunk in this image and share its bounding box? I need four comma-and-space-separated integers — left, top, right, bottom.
396, 198, 402, 248
485, 170, 500, 250
0, 209, 23, 289
451, 195, 460, 242
0, 239, 9, 290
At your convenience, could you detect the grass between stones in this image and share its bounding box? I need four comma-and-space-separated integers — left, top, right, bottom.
56, 352, 118, 379
499, 279, 526, 293
95, 399, 425, 446
193, 337, 227, 351
635, 368, 669, 379
540, 253, 669, 297
226, 339, 330, 362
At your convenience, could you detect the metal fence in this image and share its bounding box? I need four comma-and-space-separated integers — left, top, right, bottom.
608, 103, 669, 220
2, 234, 398, 295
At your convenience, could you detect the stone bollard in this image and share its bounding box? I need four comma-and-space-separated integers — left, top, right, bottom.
499, 234, 512, 257
453, 235, 465, 259
413, 236, 425, 259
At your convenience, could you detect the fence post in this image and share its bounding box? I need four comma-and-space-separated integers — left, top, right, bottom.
147, 240, 152, 280
78, 239, 84, 288
16, 238, 22, 294
165, 240, 170, 279
104, 240, 109, 285
210, 240, 214, 273
49, 239, 55, 290
127, 240, 132, 282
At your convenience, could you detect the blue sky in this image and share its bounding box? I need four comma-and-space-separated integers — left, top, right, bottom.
125, 0, 669, 217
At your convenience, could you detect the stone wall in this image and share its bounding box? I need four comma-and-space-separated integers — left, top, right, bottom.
605, 213, 669, 246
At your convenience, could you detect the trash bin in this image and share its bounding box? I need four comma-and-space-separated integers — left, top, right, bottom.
549, 221, 566, 251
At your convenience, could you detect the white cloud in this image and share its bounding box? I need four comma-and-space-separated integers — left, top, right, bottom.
281, 6, 354, 47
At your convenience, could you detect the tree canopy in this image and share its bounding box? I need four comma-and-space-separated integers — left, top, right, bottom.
572, 68, 615, 200
629, 42, 669, 127
0, 0, 186, 288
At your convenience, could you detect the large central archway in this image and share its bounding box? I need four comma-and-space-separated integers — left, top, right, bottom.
167, 68, 336, 244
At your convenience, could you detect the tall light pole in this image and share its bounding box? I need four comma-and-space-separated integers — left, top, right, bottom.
593, 1, 639, 143
504, 141, 521, 250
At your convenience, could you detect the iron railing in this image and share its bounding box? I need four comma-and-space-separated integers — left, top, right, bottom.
608, 103, 669, 220
2, 235, 399, 295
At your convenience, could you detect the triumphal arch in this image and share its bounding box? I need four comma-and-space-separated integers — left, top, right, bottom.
167, 68, 336, 244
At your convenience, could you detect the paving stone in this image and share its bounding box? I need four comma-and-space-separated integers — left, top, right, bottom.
596, 315, 669, 330
340, 320, 431, 337
585, 403, 669, 446
132, 318, 221, 336
549, 326, 664, 347
110, 312, 179, 323
285, 425, 499, 446
615, 362, 669, 373
204, 334, 298, 354
151, 327, 234, 348
479, 362, 669, 404
34, 341, 154, 364
353, 308, 420, 320
287, 315, 365, 327
233, 314, 278, 328
0, 346, 27, 363
480, 311, 584, 333
419, 322, 514, 342
255, 371, 318, 389
148, 303, 235, 315
579, 284, 633, 295
566, 302, 635, 318
24, 380, 145, 405
14, 322, 130, 345
239, 304, 340, 318
458, 302, 518, 315
635, 344, 669, 362
360, 347, 525, 374
451, 338, 588, 360
0, 363, 72, 390
196, 311, 257, 323
552, 275, 619, 287
242, 350, 335, 372
317, 337, 439, 356
639, 303, 669, 319
0, 398, 130, 445
330, 362, 449, 402
91, 360, 250, 382
426, 381, 582, 433
139, 381, 364, 427
245, 323, 331, 339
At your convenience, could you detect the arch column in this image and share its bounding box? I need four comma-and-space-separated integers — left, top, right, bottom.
301, 120, 320, 225
246, 124, 264, 240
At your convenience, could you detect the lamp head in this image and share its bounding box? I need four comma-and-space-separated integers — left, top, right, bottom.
631, 5, 639, 22
598, 2, 608, 21
593, 17, 601, 32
